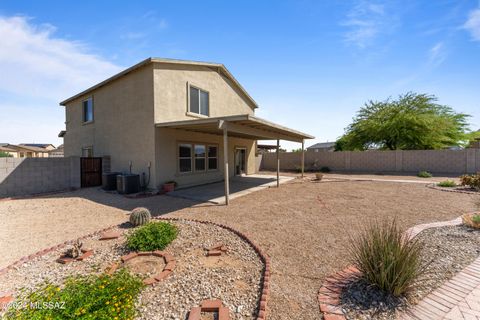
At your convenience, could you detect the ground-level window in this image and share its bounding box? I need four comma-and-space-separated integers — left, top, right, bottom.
178, 143, 218, 173
19, 152, 24, 158
81, 146, 93, 157
194, 145, 206, 171
179, 144, 192, 173
189, 85, 209, 116
83, 97, 94, 123
208, 146, 218, 170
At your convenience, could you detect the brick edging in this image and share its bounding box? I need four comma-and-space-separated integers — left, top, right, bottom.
317, 215, 464, 320
426, 183, 479, 195
0, 217, 270, 320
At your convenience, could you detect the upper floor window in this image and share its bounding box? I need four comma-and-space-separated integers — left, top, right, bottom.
189, 86, 209, 116
82, 146, 93, 157
83, 97, 93, 123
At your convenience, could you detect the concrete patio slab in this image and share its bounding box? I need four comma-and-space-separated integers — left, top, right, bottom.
166, 174, 294, 204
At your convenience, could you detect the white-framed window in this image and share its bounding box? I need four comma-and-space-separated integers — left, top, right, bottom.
82, 97, 94, 123
178, 143, 218, 173
178, 144, 192, 173
207, 146, 218, 170
189, 85, 209, 116
81, 146, 93, 157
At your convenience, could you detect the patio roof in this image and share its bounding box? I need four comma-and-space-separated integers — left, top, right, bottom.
155, 114, 314, 143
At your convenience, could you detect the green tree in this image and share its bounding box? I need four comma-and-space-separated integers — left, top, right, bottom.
336, 93, 470, 151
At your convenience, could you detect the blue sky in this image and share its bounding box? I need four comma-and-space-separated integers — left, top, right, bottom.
1, 0, 479, 150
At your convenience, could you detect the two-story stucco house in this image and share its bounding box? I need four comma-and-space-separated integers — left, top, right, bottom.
60, 58, 313, 200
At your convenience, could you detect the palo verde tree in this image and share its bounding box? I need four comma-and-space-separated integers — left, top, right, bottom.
335, 93, 470, 151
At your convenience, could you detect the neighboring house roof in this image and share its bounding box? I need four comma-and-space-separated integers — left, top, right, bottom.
20, 143, 55, 149
0, 146, 16, 152
257, 144, 278, 150
5, 144, 48, 152
59, 57, 258, 109
307, 142, 336, 149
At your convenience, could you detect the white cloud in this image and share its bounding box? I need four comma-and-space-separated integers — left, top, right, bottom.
342, 1, 388, 48
464, 8, 480, 41
428, 41, 447, 66
0, 16, 122, 145
0, 16, 122, 100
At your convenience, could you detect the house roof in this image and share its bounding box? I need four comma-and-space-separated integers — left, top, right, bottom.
307, 142, 336, 149
5, 144, 48, 152
0, 146, 16, 152
20, 143, 55, 149
156, 114, 314, 143
59, 58, 258, 109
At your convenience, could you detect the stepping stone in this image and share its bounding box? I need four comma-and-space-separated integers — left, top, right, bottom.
99, 231, 121, 240
56, 256, 74, 264
207, 250, 222, 257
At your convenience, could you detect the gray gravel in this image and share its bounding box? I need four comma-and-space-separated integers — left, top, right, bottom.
0, 220, 263, 320
340, 225, 480, 320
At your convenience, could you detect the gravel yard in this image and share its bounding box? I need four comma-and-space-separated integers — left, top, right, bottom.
0, 172, 478, 319
340, 225, 480, 320
0, 220, 263, 320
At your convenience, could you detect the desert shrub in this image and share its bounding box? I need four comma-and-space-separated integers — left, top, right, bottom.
437, 180, 456, 188
320, 166, 331, 173
126, 221, 177, 252
462, 213, 480, 229
349, 219, 426, 296
417, 171, 432, 178
5, 269, 143, 320
129, 207, 151, 226
460, 173, 480, 190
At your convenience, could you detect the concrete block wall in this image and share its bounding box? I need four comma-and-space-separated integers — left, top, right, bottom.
0, 156, 81, 197
261, 149, 480, 175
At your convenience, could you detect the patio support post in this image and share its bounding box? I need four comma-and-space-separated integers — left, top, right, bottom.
301, 139, 305, 178
223, 126, 230, 205
276, 139, 280, 188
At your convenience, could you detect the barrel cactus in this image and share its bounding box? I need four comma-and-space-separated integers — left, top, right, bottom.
129, 207, 151, 226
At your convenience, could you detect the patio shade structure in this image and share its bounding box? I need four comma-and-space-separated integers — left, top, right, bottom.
156, 114, 314, 204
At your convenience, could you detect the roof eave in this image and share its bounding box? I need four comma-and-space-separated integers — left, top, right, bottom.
59, 57, 259, 109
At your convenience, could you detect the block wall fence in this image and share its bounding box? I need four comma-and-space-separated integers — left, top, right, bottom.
260, 149, 480, 175
0, 157, 82, 197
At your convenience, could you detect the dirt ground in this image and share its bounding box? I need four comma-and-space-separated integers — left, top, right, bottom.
0, 173, 478, 319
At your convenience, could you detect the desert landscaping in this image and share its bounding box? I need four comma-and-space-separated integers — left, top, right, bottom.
1, 173, 479, 319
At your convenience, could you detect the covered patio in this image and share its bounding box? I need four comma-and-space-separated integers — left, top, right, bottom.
166, 174, 294, 204
156, 114, 314, 205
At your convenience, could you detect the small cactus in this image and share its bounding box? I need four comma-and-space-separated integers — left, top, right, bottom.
129, 207, 151, 226
65, 239, 83, 258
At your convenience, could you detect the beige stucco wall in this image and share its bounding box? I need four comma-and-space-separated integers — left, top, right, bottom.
63, 61, 258, 190
151, 63, 257, 188
63, 64, 157, 186
155, 128, 255, 188
152, 63, 255, 123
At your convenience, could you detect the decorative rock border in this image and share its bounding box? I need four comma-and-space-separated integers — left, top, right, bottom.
0, 292, 13, 310
0, 217, 270, 320
188, 299, 230, 320
317, 215, 464, 320
427, 183, 479, 195
0, 225, 116, 277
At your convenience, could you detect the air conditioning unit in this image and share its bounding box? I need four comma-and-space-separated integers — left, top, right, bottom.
116, 174, 140, 194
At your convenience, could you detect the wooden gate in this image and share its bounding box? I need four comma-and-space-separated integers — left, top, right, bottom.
80, 157, 102, 188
